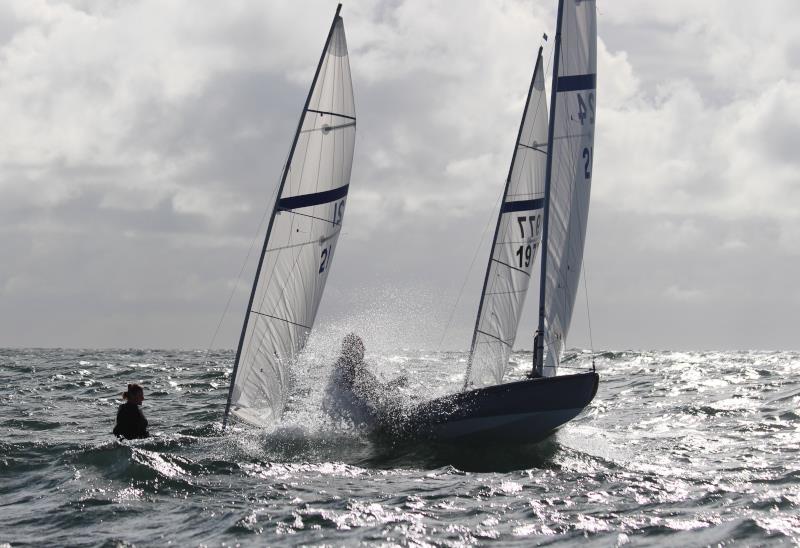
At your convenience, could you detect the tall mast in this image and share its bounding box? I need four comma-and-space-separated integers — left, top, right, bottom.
223, 4, 343, 429
463, 46, 545, 390
533, 0, 565, 377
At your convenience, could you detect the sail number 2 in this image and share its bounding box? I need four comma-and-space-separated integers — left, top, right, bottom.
583, 146, 593, 179
577, 92, 595, 180
319, 245, 332, 274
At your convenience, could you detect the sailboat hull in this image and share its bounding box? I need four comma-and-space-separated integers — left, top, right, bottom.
404, 372, 598, 444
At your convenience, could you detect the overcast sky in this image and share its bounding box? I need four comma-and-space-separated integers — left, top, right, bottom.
1, 0, 798, 351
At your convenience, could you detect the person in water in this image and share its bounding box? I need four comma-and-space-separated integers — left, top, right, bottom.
113, 383, 149, 440
323, 333, 408, 430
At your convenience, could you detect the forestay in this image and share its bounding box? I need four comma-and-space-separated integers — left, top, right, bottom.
464, 50, 549, 388
541, 0, 596, 376
224, 8, 355, 427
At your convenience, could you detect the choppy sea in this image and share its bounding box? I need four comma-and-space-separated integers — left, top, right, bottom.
1, 346, 798, 546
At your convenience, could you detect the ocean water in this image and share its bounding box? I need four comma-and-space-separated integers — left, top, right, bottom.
1, 347, 798, 546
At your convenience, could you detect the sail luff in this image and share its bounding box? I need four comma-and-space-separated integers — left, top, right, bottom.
534, 0, 566, 378
463, 47, 547, 389
223, 4, 344, 429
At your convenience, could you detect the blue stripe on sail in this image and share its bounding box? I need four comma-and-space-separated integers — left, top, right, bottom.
500, 198, 544, 213
556, 73, 596, 92
277, 184, 349, 210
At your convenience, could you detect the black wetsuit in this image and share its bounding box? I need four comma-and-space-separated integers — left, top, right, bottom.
113, 402, 149, 440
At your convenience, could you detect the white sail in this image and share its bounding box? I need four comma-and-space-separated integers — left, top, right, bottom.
541, 0, 596, 376
464, 50, 549, 388
225, 8, 355, 427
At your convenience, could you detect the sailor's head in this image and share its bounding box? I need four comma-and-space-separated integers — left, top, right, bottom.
341, 332, 365, 363
122, 383, 145, 405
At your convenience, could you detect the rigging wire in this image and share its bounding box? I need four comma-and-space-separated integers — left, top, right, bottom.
438, 38, 555, 357
203, 154, 287, 364
582, 256, 596, 371
436, 193, 502, 352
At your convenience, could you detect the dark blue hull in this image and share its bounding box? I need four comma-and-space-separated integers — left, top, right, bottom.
403, 372, 599, 443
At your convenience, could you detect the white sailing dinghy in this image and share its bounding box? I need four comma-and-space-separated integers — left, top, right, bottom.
223, 4, 356, 428
407, 0, 599, 443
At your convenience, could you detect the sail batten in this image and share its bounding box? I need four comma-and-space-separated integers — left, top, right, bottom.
306, 108, 356, 120
464, 48, 549, 389
223, 5, 355, 428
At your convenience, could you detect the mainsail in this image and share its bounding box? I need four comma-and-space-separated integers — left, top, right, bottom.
464, 49, 549, 388
536, 0, 597, 377
223, 5, 355, 427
